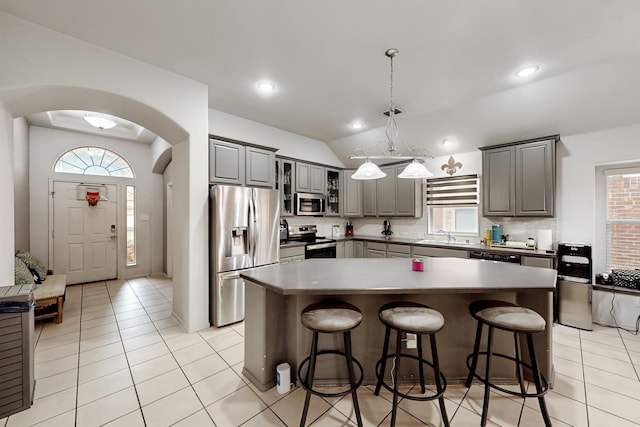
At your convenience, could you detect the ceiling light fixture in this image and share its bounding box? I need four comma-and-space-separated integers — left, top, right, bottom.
350, 49, 433, 180
84, 114, 117, 130
257, 81, 276, 92
442, 139, 453, 147
349, 121, 365, 130
515, 65, 539, 77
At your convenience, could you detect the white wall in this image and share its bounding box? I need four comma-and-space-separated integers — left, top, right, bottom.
0, 11, 209, 331
13, 117, 29, 251
209, 109, 344, 167
29, 126, 162, 278
0, 103, 15, 286
557, 124, 640, 271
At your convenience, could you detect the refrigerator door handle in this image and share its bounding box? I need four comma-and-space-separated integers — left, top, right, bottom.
219, 271, 240, 281
248, 189, 256, 265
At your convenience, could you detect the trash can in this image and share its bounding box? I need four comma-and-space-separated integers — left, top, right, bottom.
0, 285, 35, 418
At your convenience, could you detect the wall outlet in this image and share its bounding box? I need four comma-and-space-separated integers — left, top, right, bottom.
406, 333, 417, 349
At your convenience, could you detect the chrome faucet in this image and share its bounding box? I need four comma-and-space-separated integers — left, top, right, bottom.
439, 229, 456, 243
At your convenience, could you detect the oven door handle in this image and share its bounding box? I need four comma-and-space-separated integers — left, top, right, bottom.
306, 242, 337, 251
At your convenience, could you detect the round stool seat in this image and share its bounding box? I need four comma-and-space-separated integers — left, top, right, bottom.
379, 302, 444, 333
470, 300, 545, 333
301, 301, 362, 332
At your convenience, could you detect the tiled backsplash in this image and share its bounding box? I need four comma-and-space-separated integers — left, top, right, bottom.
284, 215, 557, 246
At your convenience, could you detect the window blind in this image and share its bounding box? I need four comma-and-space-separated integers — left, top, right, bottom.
425, 174, 479, 206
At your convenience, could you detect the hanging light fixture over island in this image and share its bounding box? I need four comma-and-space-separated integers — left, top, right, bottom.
350, 48, 433, 180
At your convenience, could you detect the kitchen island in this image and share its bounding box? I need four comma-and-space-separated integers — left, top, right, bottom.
240, 257, 556, 392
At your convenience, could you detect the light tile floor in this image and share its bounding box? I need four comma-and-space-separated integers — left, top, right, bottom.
3, 276, 640, 426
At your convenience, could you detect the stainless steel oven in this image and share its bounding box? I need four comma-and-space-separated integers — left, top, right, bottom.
305, 240, 337, 259
294, 193, 325, 216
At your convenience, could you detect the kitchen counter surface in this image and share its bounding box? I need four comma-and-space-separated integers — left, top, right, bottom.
242, 257, 555, 392
241, 258, 556, 295
333, 235, 556, 258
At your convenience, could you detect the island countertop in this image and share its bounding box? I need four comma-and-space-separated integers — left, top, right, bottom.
240, 257, 557, 295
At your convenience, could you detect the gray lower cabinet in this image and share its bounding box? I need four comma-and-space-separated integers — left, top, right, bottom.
343, 170, 363, 217
209, 139, 245, 185
336, 241, 345, 258
481, 136, 557, 217
279, 246, 305, 263
411, 245, 469, 259
387, 243, 411, 258
344, 241, 355, 258
521, 256, 554, 269
365, 241, 387, 258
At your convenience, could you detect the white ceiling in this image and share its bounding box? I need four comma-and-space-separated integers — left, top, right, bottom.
3, 1, 640, 160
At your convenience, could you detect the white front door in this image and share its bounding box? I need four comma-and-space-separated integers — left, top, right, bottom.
53, 181, 118, 284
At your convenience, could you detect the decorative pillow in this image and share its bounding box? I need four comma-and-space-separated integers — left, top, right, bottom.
15, 250, 47, 281
14, 257, 35, 285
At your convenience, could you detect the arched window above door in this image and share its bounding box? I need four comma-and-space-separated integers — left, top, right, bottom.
54, 146, 135, 178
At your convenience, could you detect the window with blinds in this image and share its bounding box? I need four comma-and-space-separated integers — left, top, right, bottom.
426, 174, 479, 206
426, 174, 479, 235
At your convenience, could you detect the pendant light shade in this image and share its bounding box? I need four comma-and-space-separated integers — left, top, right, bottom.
397, 160, 433, 179
351, 159, 386, 180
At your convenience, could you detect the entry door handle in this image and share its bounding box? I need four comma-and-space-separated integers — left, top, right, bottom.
110, 224, 117, 239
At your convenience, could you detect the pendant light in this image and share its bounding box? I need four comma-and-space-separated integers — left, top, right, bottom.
349, 49, 433, 180
352, 159, 386, 180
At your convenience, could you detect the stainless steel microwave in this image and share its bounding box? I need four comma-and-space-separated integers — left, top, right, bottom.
294, 193, 325, 216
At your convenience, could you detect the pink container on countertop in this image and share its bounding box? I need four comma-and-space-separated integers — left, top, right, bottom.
412, 259, 424, 271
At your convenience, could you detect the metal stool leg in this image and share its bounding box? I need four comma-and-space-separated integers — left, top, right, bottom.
300, 332, 319, 427
513, 333, 526, 395
480, 326, 494, 427
526, 334, 552, 427
417, 334, 426, 394
390, 330, 403, 427
465, 320, 483, 387
374, 325, 391, 396
344, 331, 363, 427
430, 334, 450, 427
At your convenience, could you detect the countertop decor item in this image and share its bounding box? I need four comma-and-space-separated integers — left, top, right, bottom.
350, 49, 433, 180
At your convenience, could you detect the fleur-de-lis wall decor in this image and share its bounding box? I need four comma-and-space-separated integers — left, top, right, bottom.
441, 156, 463, 175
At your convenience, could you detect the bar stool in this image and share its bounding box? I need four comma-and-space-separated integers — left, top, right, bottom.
373, 301, 449, 427
298, 300, 364, 427
464, 300, 551, 427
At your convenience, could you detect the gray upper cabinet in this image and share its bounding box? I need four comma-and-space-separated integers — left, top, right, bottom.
276, 158, 295, 216
515, 139, 555, 216
372, 164, 421, 217
325, 168, 341, 216
343, 170, 363, 217
246, 146, 275, 187
481, 136, 557, 217
209, 138, 245, 185
377, 166, 395, 216
363, 180, 377, 216
210, 137, 276, 188
295, 162, 324, 194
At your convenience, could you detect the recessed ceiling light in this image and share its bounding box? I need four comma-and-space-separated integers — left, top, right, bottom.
349, 122, 365, 130
84, 114, 117, 130
442, 139, 453, 147
257, 82, 276, 92
515, 65, 539, 77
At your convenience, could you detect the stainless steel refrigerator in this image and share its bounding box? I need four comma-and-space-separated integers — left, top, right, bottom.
210, 185, 279, 327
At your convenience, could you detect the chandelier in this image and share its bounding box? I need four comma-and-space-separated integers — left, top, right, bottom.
350, 49, 433, 180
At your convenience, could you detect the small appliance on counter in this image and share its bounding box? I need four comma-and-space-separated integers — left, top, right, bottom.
279, 218, 289, 242
345, 221, 354, 236
382, 220, 393, 239
557, 242, 593, 330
